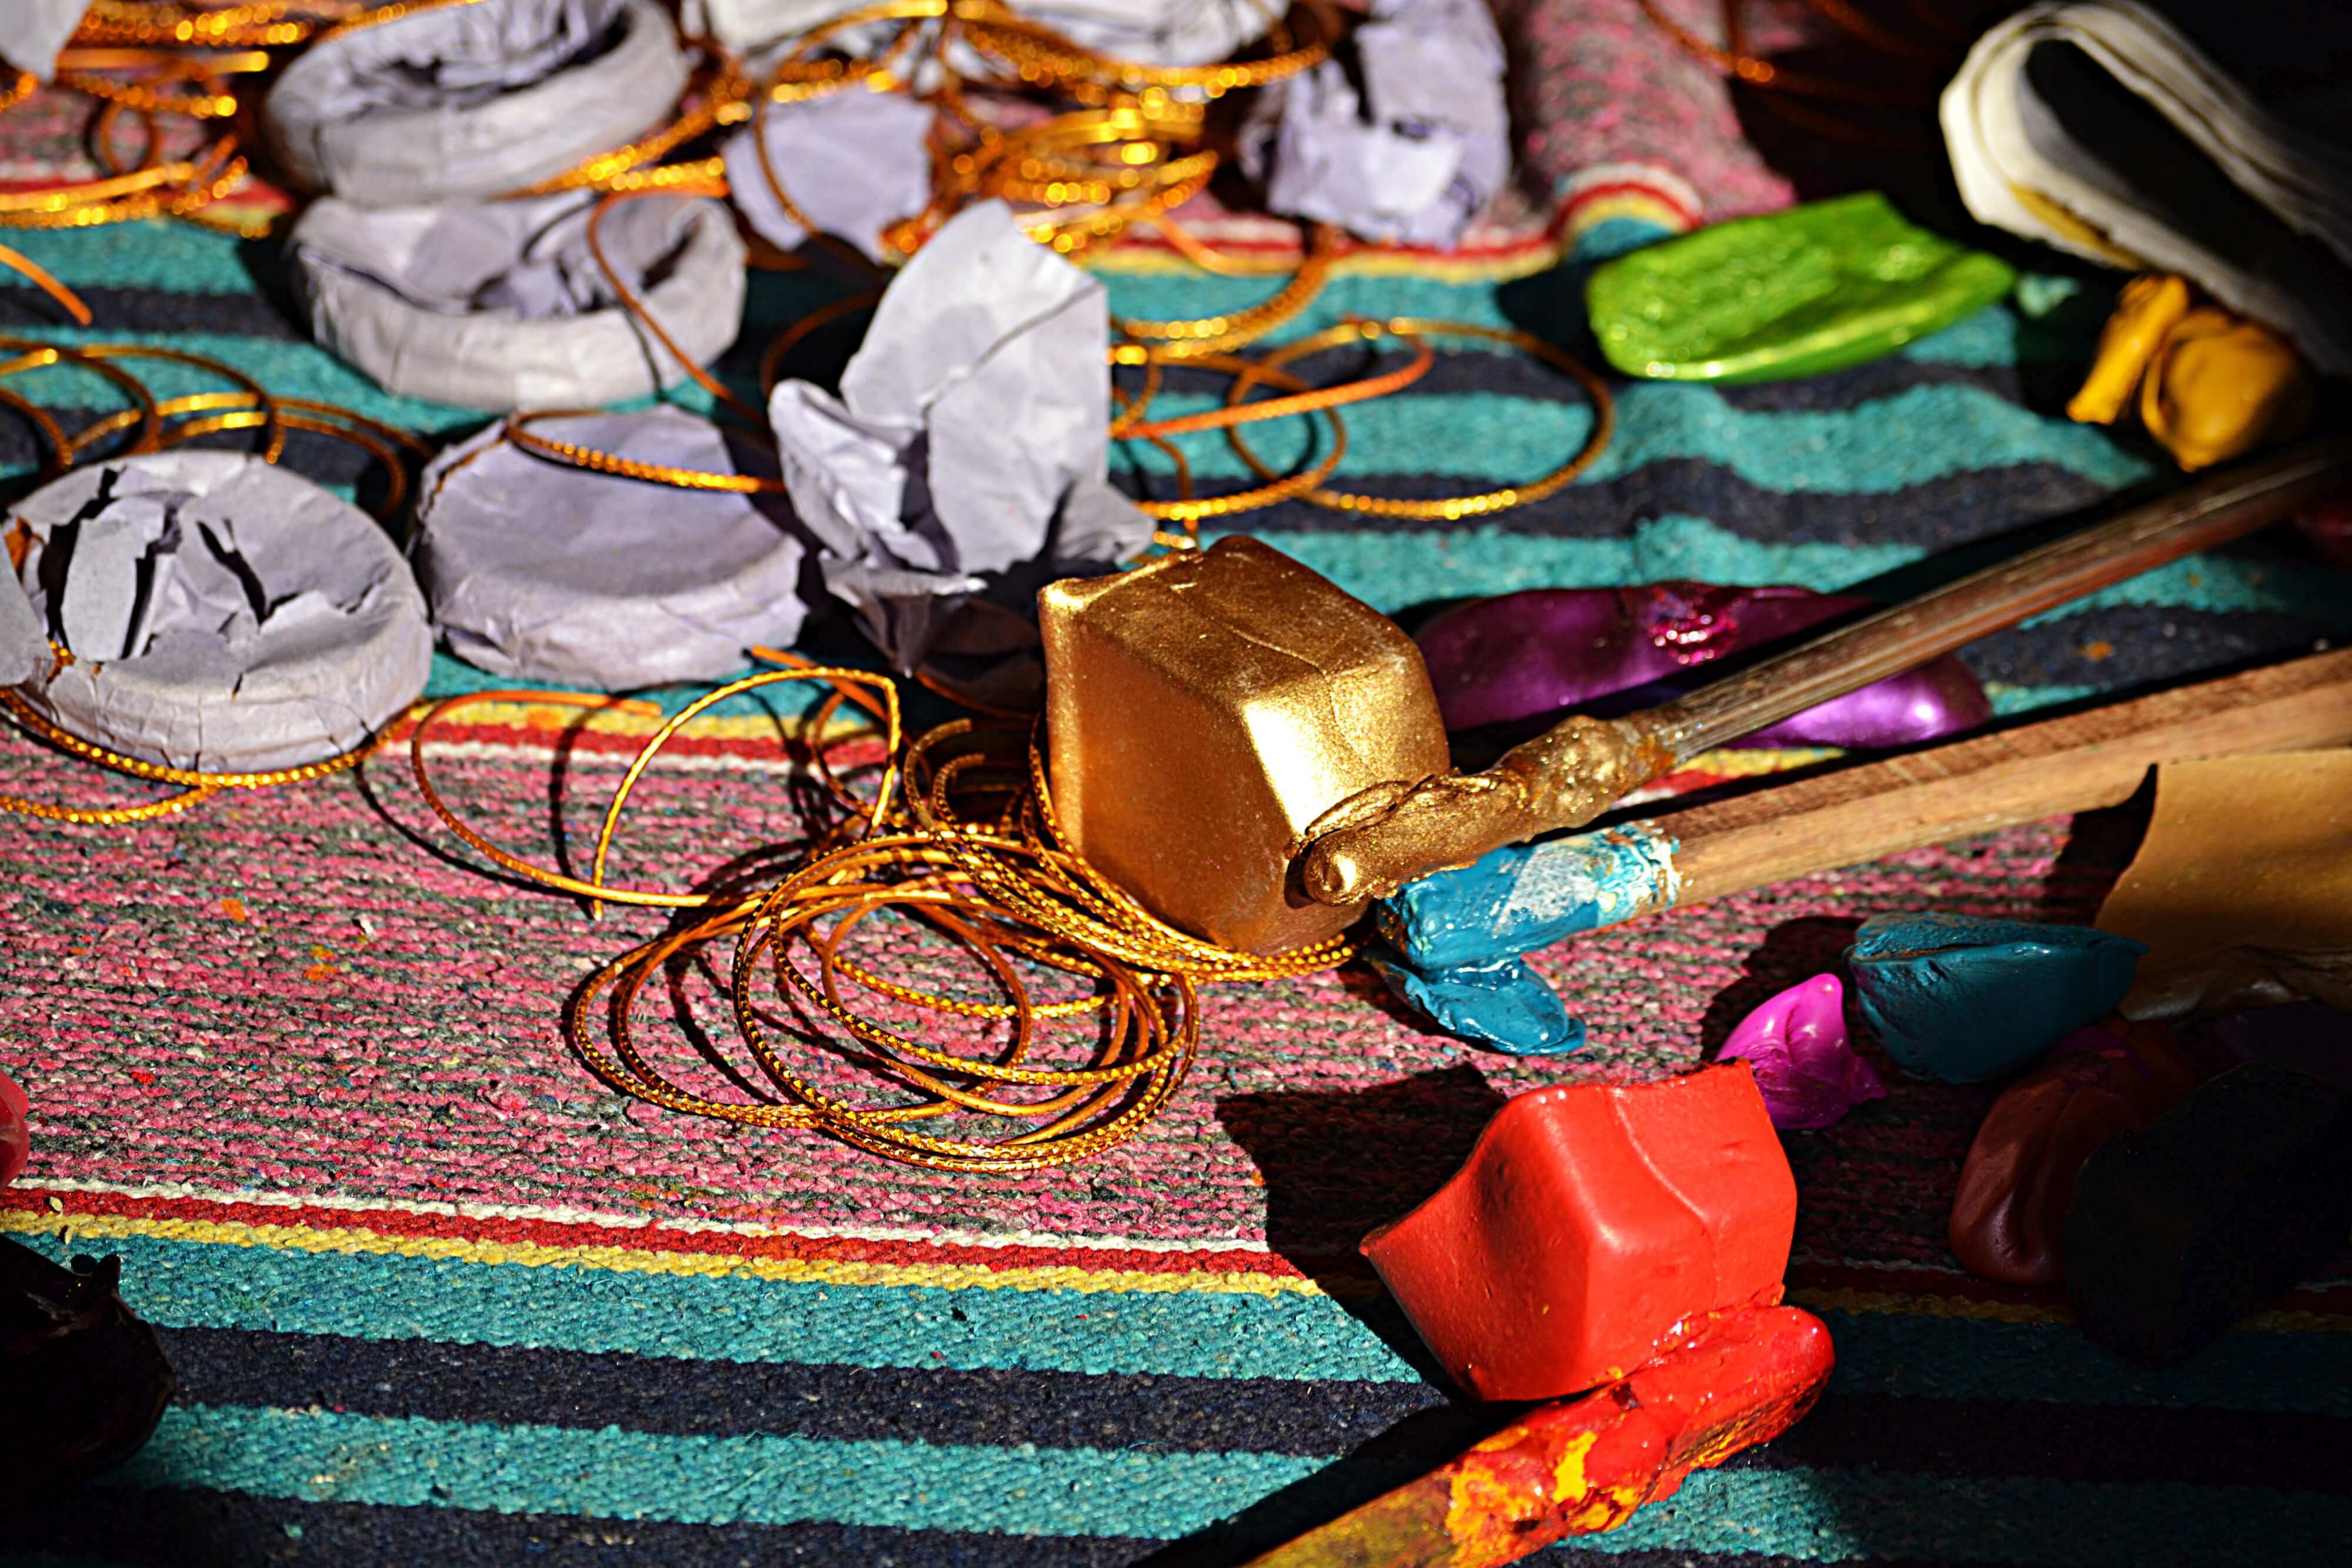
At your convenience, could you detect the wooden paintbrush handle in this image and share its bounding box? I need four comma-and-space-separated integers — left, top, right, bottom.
1654, 433, 2352, 760
1305, 434, 2352, 904
1666, 646, 2352, 907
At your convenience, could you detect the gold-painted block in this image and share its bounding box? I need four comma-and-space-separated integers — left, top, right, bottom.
1038, 537, 1452, 954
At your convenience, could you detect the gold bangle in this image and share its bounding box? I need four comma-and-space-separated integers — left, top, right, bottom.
1112, 222, 1339, 356
0, 385, 72, 482
1, 685, 389, 791
1222, 319, 1618, 522
1118, 320, 1431, 440
0, 339, 165, 459
0, 335, 285, 464
1116, 350, 1348, 523
504, 409, 790, 494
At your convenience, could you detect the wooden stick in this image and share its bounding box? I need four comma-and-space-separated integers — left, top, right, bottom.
1666, 646, 2352, 908
1305, 434, 2352, 904
1241, 1305, 1834, 1568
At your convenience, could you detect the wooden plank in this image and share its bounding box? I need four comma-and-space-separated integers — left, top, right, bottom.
1661, 648, 2352, 907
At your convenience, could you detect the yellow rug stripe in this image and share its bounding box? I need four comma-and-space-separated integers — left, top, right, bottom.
0, 1208, 1333, 1298
14, 1207, 2331, 1328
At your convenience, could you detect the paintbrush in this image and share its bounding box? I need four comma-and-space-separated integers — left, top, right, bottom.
1301, 433, 2352, 907
1239, 1304, 1833, 1568
1377, 646, 2352, 971
1042, 436, 2352, 956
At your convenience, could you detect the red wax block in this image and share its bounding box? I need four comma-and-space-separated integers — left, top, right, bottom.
1360, 1064, 1797, 1401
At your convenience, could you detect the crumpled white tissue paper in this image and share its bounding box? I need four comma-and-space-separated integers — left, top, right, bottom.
413, 409, 810, 690
265, 0, 689, 206
0, 452, 433, 773
289, 189, 746, 411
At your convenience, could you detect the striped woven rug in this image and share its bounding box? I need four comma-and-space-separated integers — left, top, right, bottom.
5, 203, 2352, 1568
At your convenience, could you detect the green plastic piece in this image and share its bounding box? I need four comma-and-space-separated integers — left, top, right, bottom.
1585, 192, 2019, 385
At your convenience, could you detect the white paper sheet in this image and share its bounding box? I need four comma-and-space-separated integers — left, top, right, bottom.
684, 0, 1278, 69
766, 201, 1152, 671
721, 87, 937, 262
1242, 0, 1509, 249
5, 1, 90, 81
1942, 0, 2352, 372
0, 453, 433, 773
289, 190, 747, 410
264, 0, 689, 205
413, 410, 810, 690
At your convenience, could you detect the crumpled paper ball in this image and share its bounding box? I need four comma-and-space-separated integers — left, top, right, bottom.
768, 200, 1152, 674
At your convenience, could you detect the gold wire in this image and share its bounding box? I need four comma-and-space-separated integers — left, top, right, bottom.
1223, 319, 1618, 521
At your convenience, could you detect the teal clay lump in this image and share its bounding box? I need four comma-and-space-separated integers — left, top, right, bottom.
1585, 192, 2019, 384
1846, 914, 2146, 1084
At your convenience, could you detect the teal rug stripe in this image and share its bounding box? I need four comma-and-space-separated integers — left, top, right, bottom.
0, 219, 262, 291
36, 1231, 1424, 1383
1102, 268, 1519, 336
102, 1404, 2352, 1561
32, 1232, 2352, 1413
1125, 382, 2150, 492
1240, 519, 1917, 607
1246, 517, 2347, 626
1984, 681, 2102, 715
0, 223, 2089, 369
417, 650, 837, 721
0, 327, 2139, 496
0, 326, 486, 432
112, 1403, 1323, 1539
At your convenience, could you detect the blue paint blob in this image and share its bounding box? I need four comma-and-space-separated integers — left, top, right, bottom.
1375, 823, 1681, 971
1363, 945, 1586, 1057
1846, 913, 2147, 1084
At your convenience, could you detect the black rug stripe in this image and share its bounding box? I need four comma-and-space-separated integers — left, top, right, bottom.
0, 285, 305, 340
1958, 605, 2349, 692
1125, 349, 2024, 412
155, 1325, 1466, 1457
6, 1482, 2058, 1568
3, 399, 2123, 556
153, 1325, 2352, 1493
13, 1488, 1144, 1568
1733, 1395, 2352, 1493
1128, 459, 2120, 546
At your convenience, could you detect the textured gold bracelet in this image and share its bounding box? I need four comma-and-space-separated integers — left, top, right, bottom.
1223, 319, 1618, 522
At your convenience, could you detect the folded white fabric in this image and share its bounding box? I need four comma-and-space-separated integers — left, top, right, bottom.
1943, 0, 2352, 373
1241, 0, 1509, 248
288, 190, 747, 410
721, 87, 936, 261
767, 200, 1152, 672
413, 410, 809, 690
5, 1, 90, 81
0, 453, 433, 773
265, 0, 688, 206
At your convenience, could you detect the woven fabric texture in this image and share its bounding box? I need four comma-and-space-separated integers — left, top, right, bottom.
4, 86, 2352, 1568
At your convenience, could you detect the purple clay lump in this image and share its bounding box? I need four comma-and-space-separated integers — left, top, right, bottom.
1716, 973, 1887, 1130
1415, 583, 1990, 750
